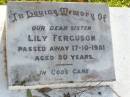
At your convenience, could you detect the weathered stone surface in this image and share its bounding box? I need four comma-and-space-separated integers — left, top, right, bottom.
0, 5, 5, 40
0, 28, 113, 97
31, 86, 113, 97
7, 2, 115, 89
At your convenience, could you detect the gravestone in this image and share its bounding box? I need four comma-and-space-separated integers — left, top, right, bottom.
7, 2, 115, 89
0, 24, 113, 97
0, 19, 113, 97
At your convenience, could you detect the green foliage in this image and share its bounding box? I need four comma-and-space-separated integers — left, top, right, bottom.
27, 89, 32, 97
0, 0, 6, 4
109, 0, 130, 7
0, 0, 130, 7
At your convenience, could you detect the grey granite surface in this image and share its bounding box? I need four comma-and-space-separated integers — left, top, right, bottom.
7, 2, 115, 89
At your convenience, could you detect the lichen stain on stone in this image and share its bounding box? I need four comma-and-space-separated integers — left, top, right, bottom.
11, 65, 40, 86
2, 27, 8, 80
81, 70, 101, 81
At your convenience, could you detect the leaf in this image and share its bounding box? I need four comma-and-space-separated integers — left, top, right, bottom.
38, 87, 52, 93
27, 89, 33, 97
37, 88, 52, 97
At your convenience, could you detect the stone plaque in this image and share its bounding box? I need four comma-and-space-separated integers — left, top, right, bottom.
1, 28, 113, 97
7, 2, 115, 89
